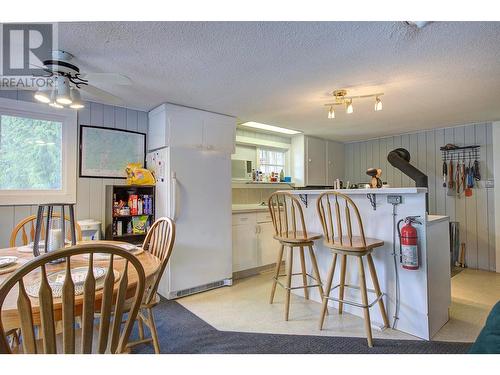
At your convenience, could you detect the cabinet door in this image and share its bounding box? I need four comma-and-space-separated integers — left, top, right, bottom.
257, 222, 279, 266
232, 224, 258, 272
326, 140, 345, 186
306, 137, 327, 186
168, 105, 204, 148
148, 105, 169, 151
203, 112, 235, 153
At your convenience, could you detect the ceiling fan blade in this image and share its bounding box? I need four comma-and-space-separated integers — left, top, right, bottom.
81, 73, 132, 86
79, 84, 124, 105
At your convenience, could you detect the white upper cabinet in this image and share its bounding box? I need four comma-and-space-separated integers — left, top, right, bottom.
148, 104, 169, 151
203, 111, 236, 153
306, 136, 327, 186
148, 103, 235, 153
291, 135, 345, 187
326, 140, 345, 185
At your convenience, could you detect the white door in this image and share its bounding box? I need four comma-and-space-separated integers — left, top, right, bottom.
232, 223, 258, 272
257, 222, 279, 266
326, 140, 345, 185
168, 104, 204, 148
203, 112, 235, 153
167, 147, 232, 292
306, 137, 326, 186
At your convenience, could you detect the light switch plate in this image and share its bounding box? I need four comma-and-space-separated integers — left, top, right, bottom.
485, 179, 494, 188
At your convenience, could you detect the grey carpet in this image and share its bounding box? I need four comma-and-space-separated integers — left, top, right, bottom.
129, 299, 472, 354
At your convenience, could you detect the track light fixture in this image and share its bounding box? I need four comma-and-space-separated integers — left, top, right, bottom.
327, 106, 335, 119
346, 99, 353, 114
324, 89, 383, 119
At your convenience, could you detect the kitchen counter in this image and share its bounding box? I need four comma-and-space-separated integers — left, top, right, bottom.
282, 188, 450, 340
232, 204, 269, 213
285, 187, 428, 195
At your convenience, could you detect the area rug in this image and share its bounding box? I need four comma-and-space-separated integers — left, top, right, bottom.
130, 299, 472, 354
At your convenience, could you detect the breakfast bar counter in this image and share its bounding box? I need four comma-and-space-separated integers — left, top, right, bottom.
282, 188, 451, 340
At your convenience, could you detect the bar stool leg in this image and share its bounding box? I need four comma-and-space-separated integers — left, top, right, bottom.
338, 254, 347, 314
270, 244, 285, 304
307, 246, 325, 301
366, 253, 390, 328
299, 246, 309, 300
319, 253, 337, 330
357, 256, 373, 347
284, 246, 294, 321
137, 314, 145, 340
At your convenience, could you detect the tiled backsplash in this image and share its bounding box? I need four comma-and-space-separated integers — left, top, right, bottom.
232, 188, 283, 205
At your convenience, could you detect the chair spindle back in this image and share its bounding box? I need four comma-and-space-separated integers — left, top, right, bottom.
316, 192, 366, 248
10, 214, 82, 248
141, 217, 176, 304
268, 192, 308, 240
0, 244, 145, 354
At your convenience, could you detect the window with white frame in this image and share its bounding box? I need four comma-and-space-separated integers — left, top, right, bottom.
0, 97, 77, 205
257, 148, 287, 175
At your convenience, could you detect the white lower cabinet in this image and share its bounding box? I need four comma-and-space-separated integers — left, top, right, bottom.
232, 212, 278, 273
256, 221, 278, 266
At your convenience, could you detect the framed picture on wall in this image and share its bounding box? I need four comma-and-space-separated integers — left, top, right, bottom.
79, 125, 146, 178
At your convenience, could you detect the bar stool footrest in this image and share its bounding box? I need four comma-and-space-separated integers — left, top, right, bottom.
324, 283, 384, 309
274, 272, 322, 291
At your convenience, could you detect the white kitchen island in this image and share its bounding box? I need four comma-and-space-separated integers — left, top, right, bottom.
283, 188, 451, 340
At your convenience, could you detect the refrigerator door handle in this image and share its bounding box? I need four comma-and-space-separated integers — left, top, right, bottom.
171, 171, 178, 220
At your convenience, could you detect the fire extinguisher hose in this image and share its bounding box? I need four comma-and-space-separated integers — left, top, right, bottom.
392, 217, 405, 330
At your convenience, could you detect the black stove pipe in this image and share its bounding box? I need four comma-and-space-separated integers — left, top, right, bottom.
387, 148, 429, 212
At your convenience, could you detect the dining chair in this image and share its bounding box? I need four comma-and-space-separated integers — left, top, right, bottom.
316, 191, 389, 347
10, 214, 82, 248
126, 217, 176, 354
0, 243, 145, 354
268, 192, 325, 321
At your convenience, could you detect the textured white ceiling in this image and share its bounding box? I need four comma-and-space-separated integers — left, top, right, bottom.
58, 21, 500, 142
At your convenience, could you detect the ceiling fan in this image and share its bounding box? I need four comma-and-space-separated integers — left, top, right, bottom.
33, 50, 131, 109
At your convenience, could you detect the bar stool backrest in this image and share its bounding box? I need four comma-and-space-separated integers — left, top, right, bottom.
268, 192, 308, 240
316, 191, 366, 248
141, 217, 176, 304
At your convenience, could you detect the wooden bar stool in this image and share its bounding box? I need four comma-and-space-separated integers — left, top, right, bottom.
316, 191, 389, 347
268, 192, 325, 321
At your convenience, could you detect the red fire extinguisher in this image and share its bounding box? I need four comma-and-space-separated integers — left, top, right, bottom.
398, 216, 421, 270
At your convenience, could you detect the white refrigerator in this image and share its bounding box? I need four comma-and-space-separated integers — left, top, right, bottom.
146, 146, 233, 299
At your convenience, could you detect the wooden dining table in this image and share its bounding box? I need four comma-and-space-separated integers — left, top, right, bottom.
0, 241, 161, 332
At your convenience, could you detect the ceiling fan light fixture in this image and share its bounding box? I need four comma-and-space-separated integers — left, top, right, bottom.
346, 100, 353, 114
55, 77, 72, 105
374, 97, 383, 111
69, 89, 85, 109
34, 87, 51, 104
327, 106, 335, 119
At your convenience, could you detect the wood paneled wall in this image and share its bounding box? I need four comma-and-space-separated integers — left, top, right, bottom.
344, 123, 495, 271
0, 90, 148, 247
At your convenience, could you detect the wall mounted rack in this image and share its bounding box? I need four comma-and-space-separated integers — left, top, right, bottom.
440, 145, 480, 162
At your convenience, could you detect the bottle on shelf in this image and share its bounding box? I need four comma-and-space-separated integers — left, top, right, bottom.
280, 169, 285, 182
138, 197, 143, 215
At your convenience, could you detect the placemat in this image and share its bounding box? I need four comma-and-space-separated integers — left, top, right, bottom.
25, 269, 120, 298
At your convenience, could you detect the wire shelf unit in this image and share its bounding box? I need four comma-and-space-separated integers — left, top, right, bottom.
440, 145, 480, 162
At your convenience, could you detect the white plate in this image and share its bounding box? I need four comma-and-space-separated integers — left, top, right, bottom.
18, 240, 72, 253
48, 266, 106, 286
0, 256, 18, 268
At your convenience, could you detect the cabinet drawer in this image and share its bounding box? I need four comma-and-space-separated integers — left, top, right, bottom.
256, 212, 273, 223
232, 213, 256, 226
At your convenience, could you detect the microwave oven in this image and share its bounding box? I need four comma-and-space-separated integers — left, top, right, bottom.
232, 159, 253, 180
